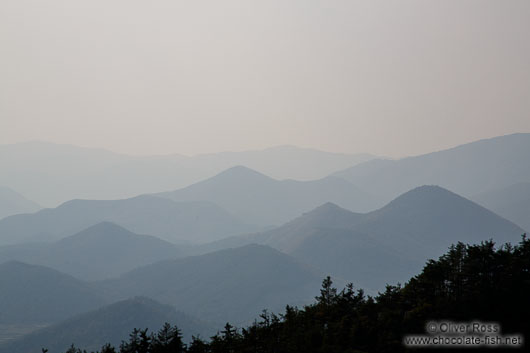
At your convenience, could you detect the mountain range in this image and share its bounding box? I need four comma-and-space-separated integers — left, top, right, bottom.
0, 222, 182, 280
0, 187, 40, 220
0, 297, 214, 353
0, 261, 105, 325
0, 195, 257, 245
334, 133, 530, 207
156, 166, 378, 226
0, 243, 326, 346
98, 244, 326, 325
0, 142, 373, 207
0, 133, 528, 350
202, 185, 524, 291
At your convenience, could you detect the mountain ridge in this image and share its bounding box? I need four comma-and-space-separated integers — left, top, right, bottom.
0, 296, 215, 353
0, 261, 106, 325
198, 185, 524, 291
0, 222, 182, 280
98, 244, 327, 325
157, 166, 376, 226
0, 186, 41, 220
0, 142, 374, 206
0, 195, 256, 245
334, 133, 530, 206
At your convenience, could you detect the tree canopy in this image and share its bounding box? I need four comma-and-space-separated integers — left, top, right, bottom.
55, 235, 529, 353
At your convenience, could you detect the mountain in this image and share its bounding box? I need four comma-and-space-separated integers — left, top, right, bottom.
204, 186, 524, 291
157, 166, 377, 226
0, 261, 105, 325
472, 182, 530, 232
334, 133, 530, 206
354, 185, 523, 252
0, 195, 257, 245
0, 142, 374, 206
0, 187, 40, 220
100, 244, 326, 325
0, 297, 215, 353
0, 222, 182, 280
190, 145, 375, 181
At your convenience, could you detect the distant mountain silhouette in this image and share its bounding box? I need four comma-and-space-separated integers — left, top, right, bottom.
0, 195, 257, 245
99, 244, 326, 325
0, 297, 215, 353
0, 142, 373, 206
157, 166, 377, 226
334, 133, 530, 206
472, 182, 530, 232
0, 187, 40, 220
0, 261, 105, 325
357, 185, 523, 251
0, 222, 182, 280
204, 186, 524, 291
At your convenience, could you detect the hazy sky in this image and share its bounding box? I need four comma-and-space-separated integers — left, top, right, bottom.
1, 0, 529, 157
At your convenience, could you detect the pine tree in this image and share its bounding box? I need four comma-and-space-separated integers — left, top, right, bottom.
151, 323, 186, 353
100, 343, 117, 353
316, 276, 337, 306
119, 328, 150, 353
188, 336, 209, 353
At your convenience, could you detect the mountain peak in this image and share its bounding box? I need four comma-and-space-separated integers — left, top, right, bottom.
80, 221, 131, 234
214, 165, 275, 181
59, 221, 136, 242
383, 185, 461, 208
303, 202, 359, 221
311, 202, 345, 212
271, 202, 363, 236
372, 185, 524, 238
174, 165, 276, 191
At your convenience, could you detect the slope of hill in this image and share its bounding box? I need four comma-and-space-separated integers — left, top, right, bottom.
82, 238, 530, 353
0, 195, 257, 245
0, 222, 182, 280
157, 166, 377, 226
204, 186, 524, 291
334, 133, 530, 206
355, 185, 523, 253
0, 142, 373, 206
0, 297, 215, 353
0, 187, 40, 220
0, 261, 106, 325
191, 145, 375, 181
472, 182, 530, 232
100, 244, 326, 325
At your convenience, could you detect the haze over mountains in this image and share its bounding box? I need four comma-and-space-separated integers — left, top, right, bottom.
205, 186, 524, 291
157, 166, 377, 226
0, 187, 40, 220
0, 222, 181, 280
0, 244, 324, 348
0, 195, 256, 245
0, 133, 529, 350
334, 133, 530, 207
0, 297, 214, 353
472, 182, 530, 232
0, 261, 105, 325
0, 142, 374, 207
99, 244, 325, 325
2, 0, 529, 348
1, 133, 529, 226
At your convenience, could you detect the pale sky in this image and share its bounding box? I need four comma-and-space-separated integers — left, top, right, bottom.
1, 0, 529, 157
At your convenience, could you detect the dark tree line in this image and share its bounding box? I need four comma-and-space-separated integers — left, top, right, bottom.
58, 235, 530, 353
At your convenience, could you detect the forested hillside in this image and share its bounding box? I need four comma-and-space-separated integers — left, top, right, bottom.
56, 235, 529, 353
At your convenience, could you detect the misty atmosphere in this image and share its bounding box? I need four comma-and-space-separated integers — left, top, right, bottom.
1, 1, 530, 352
